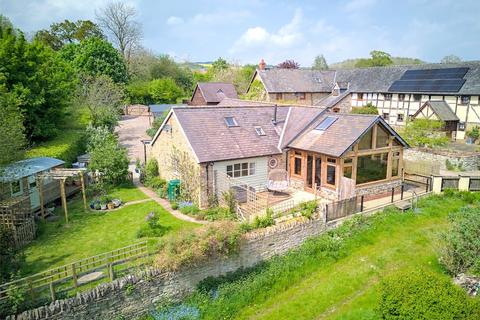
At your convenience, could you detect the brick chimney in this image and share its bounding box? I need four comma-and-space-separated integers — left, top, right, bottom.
259, 58, 266, 70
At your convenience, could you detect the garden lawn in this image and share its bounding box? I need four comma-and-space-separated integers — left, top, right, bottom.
21, 192, 198, 276
178, 194, 479, 320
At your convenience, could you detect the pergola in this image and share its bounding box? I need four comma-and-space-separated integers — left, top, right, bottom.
36, 168, 87, 223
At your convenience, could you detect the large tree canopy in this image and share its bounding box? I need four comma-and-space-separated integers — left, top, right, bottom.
0, 25, 76, 141
0, 85, 25, 166
60, 37, 128, 83
35, 19, 104, 50
355, 50, 394, 68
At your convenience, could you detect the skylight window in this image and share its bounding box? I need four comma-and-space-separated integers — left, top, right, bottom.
255, 126, 266, 136
224, 117, 238, 127
315, 116, 338, 131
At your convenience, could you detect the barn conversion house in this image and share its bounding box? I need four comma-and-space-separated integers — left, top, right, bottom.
149, 104, 408, 208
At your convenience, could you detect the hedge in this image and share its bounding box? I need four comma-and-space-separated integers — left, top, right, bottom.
25, 130, 86, 167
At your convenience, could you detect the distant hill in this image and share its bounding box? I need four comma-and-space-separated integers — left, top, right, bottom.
330, 57, 426, 69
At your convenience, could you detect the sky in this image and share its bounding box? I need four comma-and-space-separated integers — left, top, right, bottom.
1, 0, 480, 66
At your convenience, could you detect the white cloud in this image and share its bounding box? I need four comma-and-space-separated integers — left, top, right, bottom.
230, 8, 304, 54
166, 16, 184, 25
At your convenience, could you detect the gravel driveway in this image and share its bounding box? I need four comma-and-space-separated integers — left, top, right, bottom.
116, 115, 151, 167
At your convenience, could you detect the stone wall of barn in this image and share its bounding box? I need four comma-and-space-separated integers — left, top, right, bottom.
404, 148, 480, 172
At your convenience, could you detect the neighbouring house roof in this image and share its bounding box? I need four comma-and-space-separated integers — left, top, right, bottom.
255, 69, 336, 93
414, 101, 460, 122
0, 157, 65, 182
314, 90, 351, 108
194, 82, 239, 103
288, 113, 408, 157
251, 62, 480, 96
172, 106, 289, 163
216, 98, 275, 107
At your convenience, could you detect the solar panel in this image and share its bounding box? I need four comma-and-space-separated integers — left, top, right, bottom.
388, 67, 468, 93
401, 68, 468, 80
315, 116, 338, 131
388, 79, 465, 93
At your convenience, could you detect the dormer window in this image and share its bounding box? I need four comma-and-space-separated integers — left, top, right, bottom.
224, 117, 238, 127
255, 126, 266, 136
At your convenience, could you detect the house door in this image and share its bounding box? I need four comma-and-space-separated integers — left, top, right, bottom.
315, 157, 322, 189
28, 175, 40, 210
306, 154, 322, 191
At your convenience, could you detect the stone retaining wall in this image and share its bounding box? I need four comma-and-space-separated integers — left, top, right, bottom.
10, 217, 335, 320
404, 148, 480, 172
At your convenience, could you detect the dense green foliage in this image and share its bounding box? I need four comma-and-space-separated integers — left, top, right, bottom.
60, 37, 128, 83
355, 50, 394, 68
35, 19, 104, 50
155, 221, 241, 271
0, 85, 25, 166
379, 270, 479, 319
79, 75, 125, 130
86, 126, 129, 185
0, 25, 76, 141
243, 79, 265, 100
331, 55, 424, 69
439, 204, 480, 275
0, 224, 22, 283
400, 118, 450, 148
25, 130, 85, 166
148, 78, 184, 103
351, 103, 379, 115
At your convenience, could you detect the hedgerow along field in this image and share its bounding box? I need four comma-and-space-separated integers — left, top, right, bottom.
146, 192, 480, 320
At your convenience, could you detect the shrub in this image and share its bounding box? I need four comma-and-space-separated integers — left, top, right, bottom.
136, 212, 169, 238
145, 176, 166, 189
180, 205, 200, 215
466, 126, 480, 141
145, 159, 159, 179
297, 201, 318, 219
25, 129, 85, 166
439, 206, 480, 275
240, 210, 275, 232
350, 103, 378, 115
222, 190, 237, 215
201, 207, 235, 222
170, 202, 179, 210
155, 221, 241, 270
378, 269, 480, 319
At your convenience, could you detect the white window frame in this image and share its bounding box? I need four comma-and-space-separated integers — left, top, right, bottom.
226, 162, 256, 178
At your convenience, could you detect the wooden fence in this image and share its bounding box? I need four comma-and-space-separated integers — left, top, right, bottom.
325, 196, 359, 222
0, 241, 148, 305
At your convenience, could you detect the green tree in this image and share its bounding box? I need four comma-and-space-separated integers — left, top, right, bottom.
312, 55, 329, 70
87, 126, 129, 186
355, 50, 393, 68
149, 54, 193, 92
127, 80, 153, 105
243, 79, 266, 100
79, 75, 125, 131
211, 64, 256, 94
0, 86, 25, 166
60, 37, 128, 83
0, 24, 76, 141
35, 19, 104, 50
211, 57, 229, 72
148, 78, 183, 103
441, 54, 462, 64
400, 119, 449, 148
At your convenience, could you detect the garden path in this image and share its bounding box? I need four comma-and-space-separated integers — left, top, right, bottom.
133, 179, 208, 224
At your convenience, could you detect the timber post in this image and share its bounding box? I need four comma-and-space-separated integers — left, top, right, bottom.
60, 178, 68, 224
80, 172, 87, 211
37, 175, 45, 220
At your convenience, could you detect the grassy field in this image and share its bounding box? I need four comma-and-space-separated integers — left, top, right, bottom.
21, 186, 198, 276
152, 193, 479, 320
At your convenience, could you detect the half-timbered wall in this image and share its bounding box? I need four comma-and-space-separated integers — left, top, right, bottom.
349, 93, 480, 139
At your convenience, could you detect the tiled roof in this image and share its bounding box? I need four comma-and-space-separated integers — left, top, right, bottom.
279, 107, 325, 149
173, 106, 289, 163
288, 113, 408, 157
217, 98, 275, 107
257, 69, 336, 93
196, 82, 238, 103
415, 100, 460, 121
